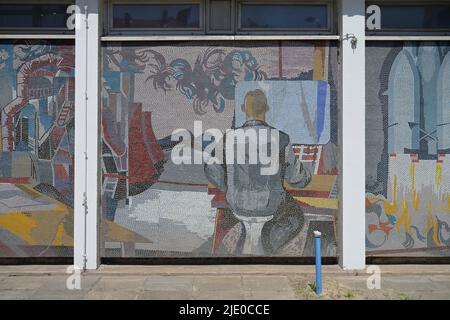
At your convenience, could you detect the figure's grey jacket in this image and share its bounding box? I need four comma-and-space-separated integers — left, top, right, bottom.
204, 120, 311, 218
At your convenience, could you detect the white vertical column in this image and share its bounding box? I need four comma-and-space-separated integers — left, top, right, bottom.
339, 0, 366, 270
74, 0, 101, 270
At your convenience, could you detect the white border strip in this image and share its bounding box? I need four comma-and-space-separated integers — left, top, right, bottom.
101, 35, 340, 41
74, 0, 100, 271
339, 0, 366, 271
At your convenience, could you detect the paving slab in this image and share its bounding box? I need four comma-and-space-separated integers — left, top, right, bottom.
380, 276, 437, 292
144, 275, 194, 291
244, 290, 297, 300
0, 275, 46, 290
91, 276, 147, 292
137, 290, 195, 300
193, 276, 243, 292
0, 289, 38, 300
0, 265, 69, 275
194, 290, 246, 300
424, 276, 450, 291
412, 292, 450, 300
30, 289, 87, 300
242, 275, 292, 292
84, 290, 140, 300
94, 265, 343, 276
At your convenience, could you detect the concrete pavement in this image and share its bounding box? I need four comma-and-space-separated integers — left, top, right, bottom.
0, 265, 449, 300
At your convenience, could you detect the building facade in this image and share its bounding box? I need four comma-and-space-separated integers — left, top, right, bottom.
0, 0, 448, 269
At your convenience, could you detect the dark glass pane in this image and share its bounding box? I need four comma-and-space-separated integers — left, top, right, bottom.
240, 4, 328, 29
113, 4, 200, 29
0, 4, 70, 29
369, 5, 450, 30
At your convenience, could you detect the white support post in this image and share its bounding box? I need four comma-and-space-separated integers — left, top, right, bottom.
339, 0, 366, 270
74, 0, 101, 270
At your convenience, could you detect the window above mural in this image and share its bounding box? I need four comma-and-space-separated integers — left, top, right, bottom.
239, 3, 330, 31
366, 3, 450, 34
107, 0, 335, 35
111, 3, 202, 30
0, 2, 74, 33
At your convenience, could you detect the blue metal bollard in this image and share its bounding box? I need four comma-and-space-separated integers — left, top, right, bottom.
314, 230, 322, 295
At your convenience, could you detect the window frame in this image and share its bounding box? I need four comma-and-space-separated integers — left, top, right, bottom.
236, 0, 334, 35
366, 0, 450, 36
206, 0, 235, 34
0, 0, 74, 35
107, 0, 206, 35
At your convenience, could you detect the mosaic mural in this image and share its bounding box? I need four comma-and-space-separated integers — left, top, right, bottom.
0, 40, 74, 257
366, 42, 450, 256
101, 41, 340, 257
